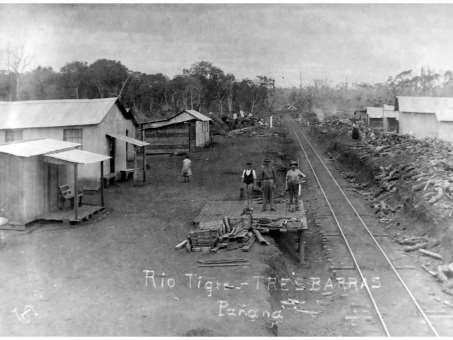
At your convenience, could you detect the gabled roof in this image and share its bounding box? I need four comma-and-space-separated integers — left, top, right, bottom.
366, 107, 384, 119
0, 97, 136, 129
396, 96, 453, 122
184, 109, 211, 122
142, 109, 211, 129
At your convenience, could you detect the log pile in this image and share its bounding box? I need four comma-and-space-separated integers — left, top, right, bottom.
313, 118, 453, 223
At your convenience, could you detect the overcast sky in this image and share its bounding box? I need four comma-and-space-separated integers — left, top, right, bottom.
1, 4, 453, 87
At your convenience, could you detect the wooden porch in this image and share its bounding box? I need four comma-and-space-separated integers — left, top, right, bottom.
40, 204, 104, 224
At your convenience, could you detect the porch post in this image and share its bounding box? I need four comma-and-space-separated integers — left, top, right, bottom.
142, 146, 146, 182
74, 163, 78, 221
142, 129, 146, 183
100, 161, 104, 207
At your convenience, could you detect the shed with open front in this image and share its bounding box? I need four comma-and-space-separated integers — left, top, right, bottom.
0, 138, 110, 228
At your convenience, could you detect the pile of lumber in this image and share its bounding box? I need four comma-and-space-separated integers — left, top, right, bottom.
437, 263, 453, 295
197, 258, 249, 267
176, 215, 272, 253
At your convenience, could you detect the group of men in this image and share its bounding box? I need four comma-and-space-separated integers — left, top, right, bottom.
182, 153, 307, 211
241, 159, 306, 212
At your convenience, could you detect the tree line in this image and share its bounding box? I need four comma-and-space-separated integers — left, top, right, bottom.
0, 55, 276, 120
2, 48, 451, 121
284, 68, 453, 118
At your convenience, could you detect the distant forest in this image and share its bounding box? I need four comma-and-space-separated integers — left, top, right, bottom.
2, 47, 453, 120
281, 68, 453, 119
0, 51, 276, 120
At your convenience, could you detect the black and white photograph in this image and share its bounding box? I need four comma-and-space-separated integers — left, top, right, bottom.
1, 2, 453, 337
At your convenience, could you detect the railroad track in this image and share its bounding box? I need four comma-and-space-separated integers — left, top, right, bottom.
287, 121, 440, 337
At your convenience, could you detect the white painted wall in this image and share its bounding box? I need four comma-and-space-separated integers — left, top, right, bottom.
399, 112, 438, 139
0, 104, 136, 188
439, 122, 453, 144
95, 104, 135, 176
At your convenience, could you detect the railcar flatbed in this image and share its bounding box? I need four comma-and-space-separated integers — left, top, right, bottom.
193, 199, 308, 261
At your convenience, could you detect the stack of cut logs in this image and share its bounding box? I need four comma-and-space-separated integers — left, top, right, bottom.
314, 118, 453, 223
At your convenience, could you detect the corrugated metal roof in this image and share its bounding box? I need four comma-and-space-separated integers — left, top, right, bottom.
383, 105, 398, 119
0, 97, 124, 129
106, 133, 149, 147
46, 149, 110, 164
143, 109, 211, 129
0, 138, 79, 157
366, 107, 384, 119
396, 96, 453, 122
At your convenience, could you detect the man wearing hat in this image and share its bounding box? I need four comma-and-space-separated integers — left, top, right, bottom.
241, 161, 256, 208
285, 160, 306, 212
259, 159, 276, 211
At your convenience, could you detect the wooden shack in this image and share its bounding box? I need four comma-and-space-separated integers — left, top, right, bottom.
396, 96, 453, 143
383, 104, 399, 133
140, 109, 212, 155
366, 107, 384, 128
0, 138, 110, 228
0, 97, 147, 188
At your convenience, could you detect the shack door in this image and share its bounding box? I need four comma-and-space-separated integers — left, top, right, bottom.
189, 122, 196, 151
106, 135, 116, 173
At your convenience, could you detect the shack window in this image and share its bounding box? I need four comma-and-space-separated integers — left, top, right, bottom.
5, 129, 23, 142
63, 128, 83, 146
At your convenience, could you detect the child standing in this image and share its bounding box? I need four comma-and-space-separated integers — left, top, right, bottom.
181, 154, 192, 183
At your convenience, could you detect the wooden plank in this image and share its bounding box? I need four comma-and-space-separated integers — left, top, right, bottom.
146, 144, 189, 150
145, 137, 189, 145
146, 148, 188, 155
145, 131, 188, 138
41, 205, 103, 223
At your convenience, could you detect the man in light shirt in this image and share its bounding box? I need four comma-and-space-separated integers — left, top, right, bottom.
285, 160, 306, 212
259, 159, 276, 211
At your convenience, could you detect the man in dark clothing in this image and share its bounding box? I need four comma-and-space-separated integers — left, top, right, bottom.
352, 122, 360, 140
259, 159, 276, 211
241, 162, 256, 208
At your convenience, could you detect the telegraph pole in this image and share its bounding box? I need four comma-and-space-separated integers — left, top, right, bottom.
299, 72, 302, 92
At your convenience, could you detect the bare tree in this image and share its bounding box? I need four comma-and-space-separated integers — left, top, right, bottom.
0, 45, 32, 100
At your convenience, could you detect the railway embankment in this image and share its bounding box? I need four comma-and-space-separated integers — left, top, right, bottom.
306, 117, 453, 293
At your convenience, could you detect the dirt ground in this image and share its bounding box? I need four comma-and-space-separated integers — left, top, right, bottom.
3, 122, 448, 336
0, 132, 298, 336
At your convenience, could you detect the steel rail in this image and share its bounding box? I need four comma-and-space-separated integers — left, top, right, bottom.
289, 125, 390, 336
291, 124, 439, 337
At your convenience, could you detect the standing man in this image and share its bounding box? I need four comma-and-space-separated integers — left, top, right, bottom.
232, 112, 238, 129
241, 162, 256, 209
259, 159, 276, 211
352, 121, 360, 140
285, 161, 306, 212
181, 154, 192, 183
